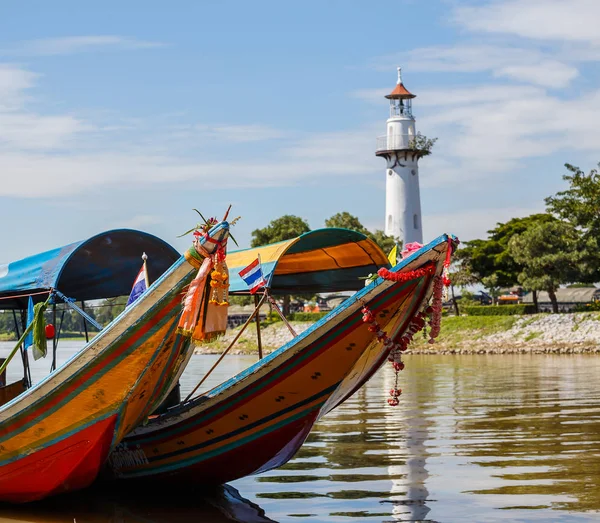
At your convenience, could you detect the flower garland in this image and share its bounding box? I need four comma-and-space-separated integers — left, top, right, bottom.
361, 304, 430, 406
367, 239, 457, 406
377, 263, 435, 283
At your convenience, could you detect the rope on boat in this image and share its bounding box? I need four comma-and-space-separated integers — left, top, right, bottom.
184, 291, 268, 403
54, 290, 103, 331
0, 289, 51, 301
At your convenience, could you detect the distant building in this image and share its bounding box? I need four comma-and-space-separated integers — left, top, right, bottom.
522, 288, 600, 312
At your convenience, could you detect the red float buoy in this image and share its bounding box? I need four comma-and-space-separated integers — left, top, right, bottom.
45, 324, 55, 339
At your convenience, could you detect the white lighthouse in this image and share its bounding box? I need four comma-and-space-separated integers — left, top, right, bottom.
376, 68, 424, 246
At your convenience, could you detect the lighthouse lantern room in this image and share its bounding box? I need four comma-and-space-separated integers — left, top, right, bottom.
376, 68, 425, 246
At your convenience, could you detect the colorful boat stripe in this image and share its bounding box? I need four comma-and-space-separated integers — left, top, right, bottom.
147, 382, 339, 464
0, 284, 185, 445
0, 304, 181, 455
124, 402, 327, 478
130, 277, 421, 446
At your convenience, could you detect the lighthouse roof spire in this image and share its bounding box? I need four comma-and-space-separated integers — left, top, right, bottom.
385, 67, 416, 100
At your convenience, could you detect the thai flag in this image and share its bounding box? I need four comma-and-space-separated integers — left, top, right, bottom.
239, 258, 266, 294
126, 263, 148, 306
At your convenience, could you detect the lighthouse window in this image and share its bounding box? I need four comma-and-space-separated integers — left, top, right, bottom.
388, 215, 392, 229
413, 214, 419, 229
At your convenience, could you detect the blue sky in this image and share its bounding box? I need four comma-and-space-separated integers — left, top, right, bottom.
1, 0, 599, 262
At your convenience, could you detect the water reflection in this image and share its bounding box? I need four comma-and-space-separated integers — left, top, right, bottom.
234, 354, 600, 522
0, 484, 275, 523
2, 342, 600, 522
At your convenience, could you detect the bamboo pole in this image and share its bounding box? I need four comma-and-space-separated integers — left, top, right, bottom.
81, 301, 89, 343
12, 310, 27, 386
142, 252, 150, 289
184, 292, 268, 402
254, 294, 263, 360
53, 309, 66, 372
51, 302, 57, 372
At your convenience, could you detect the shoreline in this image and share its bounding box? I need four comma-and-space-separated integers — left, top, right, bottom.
194, 312, 600, 356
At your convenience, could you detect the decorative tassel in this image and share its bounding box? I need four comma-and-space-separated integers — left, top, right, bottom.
194, 254, 229, 342
177, 257, 213, 337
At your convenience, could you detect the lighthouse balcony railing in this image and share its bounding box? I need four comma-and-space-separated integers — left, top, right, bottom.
376, 134, 413, 152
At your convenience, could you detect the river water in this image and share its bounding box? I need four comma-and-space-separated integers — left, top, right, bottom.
1, 343, 600, 522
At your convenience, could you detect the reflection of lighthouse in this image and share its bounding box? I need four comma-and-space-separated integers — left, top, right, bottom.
384, 368, 431, 521
376, 67, 424, 246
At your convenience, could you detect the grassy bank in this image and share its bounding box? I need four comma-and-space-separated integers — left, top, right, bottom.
196, 312, 600, 356
410, 315, 518, 349
196, 315, 522, 355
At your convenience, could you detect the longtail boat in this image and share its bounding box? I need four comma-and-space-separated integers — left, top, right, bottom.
0, 222, 230, 503
105, 230, 457, 485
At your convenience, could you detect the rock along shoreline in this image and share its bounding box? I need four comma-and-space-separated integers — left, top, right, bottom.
194, 312, 600, 356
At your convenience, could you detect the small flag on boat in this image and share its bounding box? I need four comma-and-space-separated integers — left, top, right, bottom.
24, 296, 34, 349
126, 253, 150, 307
239, 257, 266, 294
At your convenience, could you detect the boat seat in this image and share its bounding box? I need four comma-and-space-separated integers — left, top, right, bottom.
0, 379, 26, 407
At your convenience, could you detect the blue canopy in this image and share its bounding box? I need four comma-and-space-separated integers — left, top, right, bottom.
0, 229, 180, 310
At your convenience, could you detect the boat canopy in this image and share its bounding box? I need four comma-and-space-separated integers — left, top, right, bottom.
228, 228, 390, 295
0, 229, 180, 310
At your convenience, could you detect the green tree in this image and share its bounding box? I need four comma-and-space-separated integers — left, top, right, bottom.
368, 230, 397, 254
455, 214, 556, 289
508, 221, 586, 313
94, 297, 127, 326
250, 215, 310, 248
325, 212, 368, 234
545, 162, 600, 282
545, 162, 600, 237
324, 212, 397, 254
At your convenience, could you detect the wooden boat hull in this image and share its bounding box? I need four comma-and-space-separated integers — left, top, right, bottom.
0, 223, 230, 503
106, 234, 455, 485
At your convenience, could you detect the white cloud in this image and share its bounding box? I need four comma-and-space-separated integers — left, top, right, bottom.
0, 112, 86, 150
1, 36, 164, 57
362, 0, 600, 191
192, 124, 286, 143
375, 45, 578, 88
0, 65, 382, 197
118, 215, 163, 229
423, 206, 544, 243
0, 65, 38, 110
456, 0, 600, 44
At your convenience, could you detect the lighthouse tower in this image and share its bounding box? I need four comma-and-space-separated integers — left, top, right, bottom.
376, 68, 424, 245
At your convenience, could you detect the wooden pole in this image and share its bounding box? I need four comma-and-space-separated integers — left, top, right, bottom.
142, 252, 150, 289
184, 292, 268, 402
19, 310, 32, 387
53, 309, 65, 372
254, 293, 263, 360
51, 302, 57, 372
81, 301, 89, 343
12, 310, 27, 385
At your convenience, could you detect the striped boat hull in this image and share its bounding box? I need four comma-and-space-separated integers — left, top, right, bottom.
106, 235, 454, 485
0, 223, 230, 503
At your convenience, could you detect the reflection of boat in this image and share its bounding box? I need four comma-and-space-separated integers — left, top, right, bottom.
0, 483, 275, 523
106, 230, 457, 486
0, 222, 229, 503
